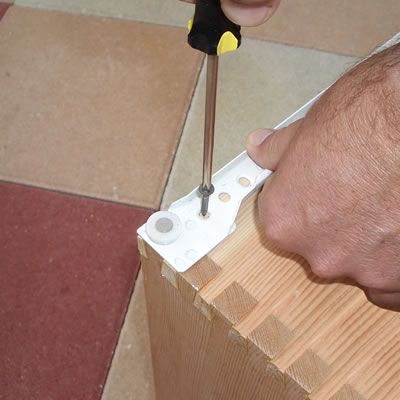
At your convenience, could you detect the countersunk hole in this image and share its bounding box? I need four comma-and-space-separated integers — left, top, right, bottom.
155, 217, 174, 233
199, 212, 210, 219
218, 192, 231, 202
185, 220, 197, 231
185, 249, 198, 260
238, 177, 251, 187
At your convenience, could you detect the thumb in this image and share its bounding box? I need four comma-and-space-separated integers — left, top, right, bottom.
246, 120, 301, 170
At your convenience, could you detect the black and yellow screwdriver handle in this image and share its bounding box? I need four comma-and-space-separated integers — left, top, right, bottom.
187, 0, 241, 56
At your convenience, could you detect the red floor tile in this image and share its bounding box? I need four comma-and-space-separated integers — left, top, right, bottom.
0, 182, 152, 400
0, 3, 11, 21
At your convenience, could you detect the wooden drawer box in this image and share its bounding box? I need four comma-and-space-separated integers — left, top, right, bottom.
139, 194, 400, 400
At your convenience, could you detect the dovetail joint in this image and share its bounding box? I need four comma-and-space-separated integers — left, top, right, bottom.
137, 236, 148, 259
194, 293, 214, 321
161, 261, 178, 289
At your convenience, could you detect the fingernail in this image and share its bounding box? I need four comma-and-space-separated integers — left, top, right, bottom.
248, 129, 271, 147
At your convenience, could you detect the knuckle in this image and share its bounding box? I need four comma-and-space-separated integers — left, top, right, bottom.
263, 216, 288, 245
307, 254, 342, 280
258, 191, 296, 247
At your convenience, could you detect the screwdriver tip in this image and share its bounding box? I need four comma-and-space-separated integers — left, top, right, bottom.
200, 196, 209, 217
198, 184, 215, 217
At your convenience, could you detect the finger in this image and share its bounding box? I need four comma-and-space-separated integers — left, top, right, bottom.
221, 0, 281, 27
246, 119, 302, 171
365, 288, 400, 312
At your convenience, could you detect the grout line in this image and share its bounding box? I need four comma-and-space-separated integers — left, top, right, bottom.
99, 263, 144, 400
0, 179, 156, 213
0, 2, 12, 21
158, 54, 206, 210
242, 35, 366, 58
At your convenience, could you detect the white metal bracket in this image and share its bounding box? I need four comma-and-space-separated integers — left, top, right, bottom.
137, 92, 323, 272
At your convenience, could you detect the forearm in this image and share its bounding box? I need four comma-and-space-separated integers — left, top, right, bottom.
366, 42, 400, 142
310, 40, 400, 148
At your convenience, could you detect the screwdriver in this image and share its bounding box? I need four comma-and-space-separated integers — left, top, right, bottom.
187, 0, 242, 216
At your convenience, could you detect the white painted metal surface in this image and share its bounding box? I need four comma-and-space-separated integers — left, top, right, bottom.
137, 92, 323, 272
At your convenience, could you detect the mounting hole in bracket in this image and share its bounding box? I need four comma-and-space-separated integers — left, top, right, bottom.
185, 249, 198, 260
218, 192, 231, 202
238, 177, 251, 187
185, 219, 197, 231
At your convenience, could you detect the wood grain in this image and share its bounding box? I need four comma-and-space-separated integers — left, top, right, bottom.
141, 191, 400, 399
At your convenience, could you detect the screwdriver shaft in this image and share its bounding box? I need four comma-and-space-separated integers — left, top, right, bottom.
200, 54, 218, 216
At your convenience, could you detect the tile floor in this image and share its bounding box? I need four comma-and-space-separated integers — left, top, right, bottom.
0, 1, 398, 399
1, 182, 151, 399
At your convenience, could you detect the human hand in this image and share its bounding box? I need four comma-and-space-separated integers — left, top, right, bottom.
246, 45, 400, 311
180, 0, 281, 27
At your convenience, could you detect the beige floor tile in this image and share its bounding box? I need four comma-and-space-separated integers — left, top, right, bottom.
245, 0, 400, 57
0, 6, 202, 209
161, 39, 357, 209
15, 0, 193, 26
102, 272, 155, 400
16, 0, 400, 57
